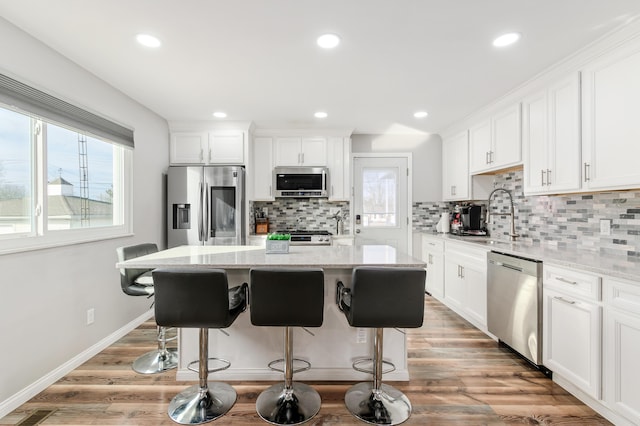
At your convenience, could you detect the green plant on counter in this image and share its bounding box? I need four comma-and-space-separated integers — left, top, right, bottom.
267, 233, 291, 240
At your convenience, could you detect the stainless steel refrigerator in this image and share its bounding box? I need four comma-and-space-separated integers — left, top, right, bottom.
167, 165, 245, 247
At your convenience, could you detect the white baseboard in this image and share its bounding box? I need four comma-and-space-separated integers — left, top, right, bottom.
0, 309, 153, 419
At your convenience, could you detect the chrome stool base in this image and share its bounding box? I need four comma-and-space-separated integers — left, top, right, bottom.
132, 348, 178, 374
256, 382, 321, 425
345, 382, 412, 425
168, 382, 237, 425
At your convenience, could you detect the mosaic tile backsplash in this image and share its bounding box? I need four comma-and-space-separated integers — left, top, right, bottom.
251, 199, 350, 235
412, 169, 640, 257
254, 169, 640, 257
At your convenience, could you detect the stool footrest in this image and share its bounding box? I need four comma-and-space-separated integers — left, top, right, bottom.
267, 358, 311, 374
352, 357, 396, 375
187, 357, 231, 374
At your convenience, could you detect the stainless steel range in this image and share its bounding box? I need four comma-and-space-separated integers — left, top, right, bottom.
281, 230, 332, 246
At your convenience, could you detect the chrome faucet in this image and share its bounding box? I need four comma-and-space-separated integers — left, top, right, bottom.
486, 188, 519, 241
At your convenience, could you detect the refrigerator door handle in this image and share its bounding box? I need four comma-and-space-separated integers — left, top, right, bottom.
197, 181, 204, 242
203, 183, 210, 242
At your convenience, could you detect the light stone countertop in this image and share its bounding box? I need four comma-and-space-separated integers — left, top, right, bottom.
421, 232, 640, 282
116, 244, 425, 270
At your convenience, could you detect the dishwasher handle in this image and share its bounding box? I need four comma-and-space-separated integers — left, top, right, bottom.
488, 259, 523, 273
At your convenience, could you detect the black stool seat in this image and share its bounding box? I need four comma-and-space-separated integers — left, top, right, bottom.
337, 266, 425, 425
250, 268, 324, 425
153, 268, 248, 425
116, 243, 178, 374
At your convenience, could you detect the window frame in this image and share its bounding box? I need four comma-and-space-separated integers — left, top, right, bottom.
0, 106, 133, 255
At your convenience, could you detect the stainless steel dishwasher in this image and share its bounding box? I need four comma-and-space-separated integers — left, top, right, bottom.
487, 251, 544, 367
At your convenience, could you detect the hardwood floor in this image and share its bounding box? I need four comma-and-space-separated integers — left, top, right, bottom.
1, 296, 611, 425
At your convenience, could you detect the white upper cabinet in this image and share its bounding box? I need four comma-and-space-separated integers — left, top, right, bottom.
469, 103, 522, 174
170, 132, 208, 164
170, 131, 244, 165
582, 41, 640, 191
326, 137, 351, 201
251, 137, 274, 200
523, 73, 581, 195
274, 137, 327, 166
442, 131, 470, 201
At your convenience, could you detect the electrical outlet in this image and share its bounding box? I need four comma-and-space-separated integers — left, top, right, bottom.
86, 308, 95, 325
600, 219, 611, 236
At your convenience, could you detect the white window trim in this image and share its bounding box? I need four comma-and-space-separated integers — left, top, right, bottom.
0, 147, 133, 256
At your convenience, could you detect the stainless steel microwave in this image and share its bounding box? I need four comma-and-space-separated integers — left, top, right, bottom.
273, 166, 329, 198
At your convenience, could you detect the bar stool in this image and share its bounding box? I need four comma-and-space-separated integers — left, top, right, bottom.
152, 268, 248, 425
336, 267, 425, 425
116, 243, 178, 374
249, 268, 324, 425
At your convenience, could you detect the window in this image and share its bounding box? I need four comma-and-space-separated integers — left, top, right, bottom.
361, 167, 398, 227
0, 103, 131, 253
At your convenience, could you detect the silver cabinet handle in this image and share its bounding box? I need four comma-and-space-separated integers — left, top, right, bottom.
428, 254, 433, 264
541, 169, 546, 186
489, 150, 494, 163
547, 169, 551, 186
486, 151, 490, 164
554, 296, 576, 305
584, 162, 590, 182
556, 276, 578, 285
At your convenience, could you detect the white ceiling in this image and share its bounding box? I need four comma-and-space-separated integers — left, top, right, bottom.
1, 0, 640, 135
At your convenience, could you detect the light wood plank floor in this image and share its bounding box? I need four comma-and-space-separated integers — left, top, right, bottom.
1, 296, 611, 425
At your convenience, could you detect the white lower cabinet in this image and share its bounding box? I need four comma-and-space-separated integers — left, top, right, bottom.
543, 287, 602, 399
603, 277, 640, 425
443, 242, 489, 330
421, 236, 444, 300
543, 265, 602, 400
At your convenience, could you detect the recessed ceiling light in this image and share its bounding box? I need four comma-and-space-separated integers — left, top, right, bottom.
317, 33, 341, 49
213, 112, 227, 118
314, 111, 328, 118
414, 111, 429, 118
493, 32, 521, 47
136, 34, 161, 48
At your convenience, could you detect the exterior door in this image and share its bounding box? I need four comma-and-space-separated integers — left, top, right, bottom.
353, 156, 409, 253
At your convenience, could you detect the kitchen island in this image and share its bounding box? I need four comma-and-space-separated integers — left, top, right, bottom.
116, 244, 426, 382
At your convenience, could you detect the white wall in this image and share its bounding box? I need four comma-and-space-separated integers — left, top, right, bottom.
351, 133, 442, 202
0, 18, 169, 410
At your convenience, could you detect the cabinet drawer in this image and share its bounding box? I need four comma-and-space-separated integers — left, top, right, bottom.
544, 264, 601, 301
604, 277, 640, 315
421, 235, 444, 252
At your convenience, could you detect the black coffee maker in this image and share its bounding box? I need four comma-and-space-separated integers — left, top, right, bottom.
461, 204, 486, 235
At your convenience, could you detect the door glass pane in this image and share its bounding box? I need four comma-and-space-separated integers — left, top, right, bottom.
0, 108, 32, 235
47, 123, 115, 229
362, 167, 397, 227
210, 186, 236, 237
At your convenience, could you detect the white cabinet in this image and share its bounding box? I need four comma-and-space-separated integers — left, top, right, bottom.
469, 103, 522, 174
523, 74, 581, 195
274, 137, 327, 166
442, 131, 470, 201
251, 137, 274, 200
170, 131, 244, 165
603, 277, 640, 425
421, 235, 444, 300
326, 137, 351, 201
170, 132, 208, 164
443, 242, 489, 329
581, 41, 640, 191
543, 264, 602, 400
